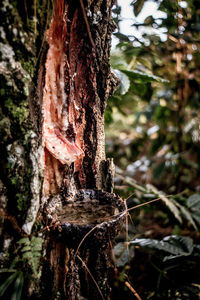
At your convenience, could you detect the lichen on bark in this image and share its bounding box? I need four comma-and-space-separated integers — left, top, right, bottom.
0, 0, 50, 268
0, 0, 123, 299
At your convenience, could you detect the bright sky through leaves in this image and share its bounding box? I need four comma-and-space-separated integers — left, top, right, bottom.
112, 0, 167, 48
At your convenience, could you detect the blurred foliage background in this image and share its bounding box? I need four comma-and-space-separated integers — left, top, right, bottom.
107, 0, 200, 299
0, 0, 200, 299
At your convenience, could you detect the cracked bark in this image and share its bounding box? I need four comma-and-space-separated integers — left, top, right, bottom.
37, 0, 119, 199
37, 1, 123, 299
0, 0, 123, 299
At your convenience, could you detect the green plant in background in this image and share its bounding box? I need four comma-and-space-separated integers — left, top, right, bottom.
0, 271, 24, 300
0, 236, 43, 299
16, 236, 43, 277
107, 0, 200, 298
107, 0, 200, 192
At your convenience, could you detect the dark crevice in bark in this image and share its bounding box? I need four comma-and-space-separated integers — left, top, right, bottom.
44, 189, 125, 299
83, 106, 97, 189
1, 0, 123, 299
37, 1, 124, 298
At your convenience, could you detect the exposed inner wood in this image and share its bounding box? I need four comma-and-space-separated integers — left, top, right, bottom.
43, 1, 83, 196
42, 0, 113, 198
39, 1, 121, 298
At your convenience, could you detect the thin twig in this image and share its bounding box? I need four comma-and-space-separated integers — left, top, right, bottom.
73, 197, 162, 258
2, 213, 26, 236
109, 236, 117, 268
74, 224, 99, 259
127, 197, 162, 214
24, 0, 29, 26
34, 0, 37, 36
124, 192, 136, 225
124, 199, 129, 254
80, 0, 96, 48
77, 255, 105, 300
116, 173, 146, 193
125, 281, 142, 300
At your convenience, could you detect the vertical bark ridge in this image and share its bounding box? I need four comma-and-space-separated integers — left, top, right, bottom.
38, 1, 123, 299
41, 0, 116, 199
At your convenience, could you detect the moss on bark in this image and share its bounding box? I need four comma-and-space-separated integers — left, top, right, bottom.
0, 1, 122, 299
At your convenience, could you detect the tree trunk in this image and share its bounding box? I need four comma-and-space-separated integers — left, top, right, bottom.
0, 1, 124, 299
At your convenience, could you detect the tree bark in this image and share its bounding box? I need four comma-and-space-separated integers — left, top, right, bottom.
0, 1, 123, 299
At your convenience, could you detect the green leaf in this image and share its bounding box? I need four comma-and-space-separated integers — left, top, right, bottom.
110, 52, 128, 70
114, 242, 135, 267
11, 272, 24, 300
130, 235, 194, 261
113, 32, 130, 42
143, 16, 154, 25
130, 82, 147, 97
163, 236, 194, 261
193, 245, 200, 257
17, 238, 30, 245
104, 109, 113, 124
22, 252, 33, 259
146, 184, 182, 223
31, 256, 41, 276
193, 213, 200, 226
120, 69, 167, 84
32, 252, 42, 257
179, 206, 198, 230
173, 200, 198, 231
31, 237, 43, 252
123, 46, 141, 58
32, 244, 43, 251
187, 194, 200, 209
30, 237, 43, 244
0, 269, 17, 273
131, 0, 146, 17
0, 272, 18, 297
137, 57, 152, 70
18, 237, 43, 277
21, 246, 32, 252
153, 161, 166, 179
187, 194, 200, 226
112, 6, 121, 15
113, 70, 130, 95
31, 237, 43, 248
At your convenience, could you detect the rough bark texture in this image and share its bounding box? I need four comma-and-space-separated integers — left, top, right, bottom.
36, 0, 118, 199
0, 0, 123, 299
